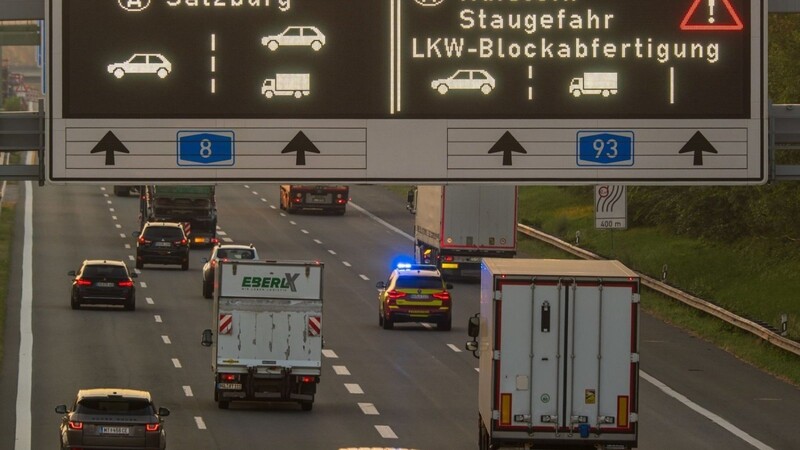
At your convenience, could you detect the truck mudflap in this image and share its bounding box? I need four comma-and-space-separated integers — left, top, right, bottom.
215, 366, 320, 410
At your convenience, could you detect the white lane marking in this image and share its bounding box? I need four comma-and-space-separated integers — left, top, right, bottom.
322, 349, 338, 359
301, 229, 309, 234
134, 269, 141, 275
269, 204, 276, 209
375, 425, 398, 439
112, 215, 118, 220
332, 365, 350, 375
328, 249, 337, 255
280, 213, 286, 217
640, 371, 774, 450
194, 416, 207, 430
222, 237, 233, 243
107, 200, 112, 204
359, 274, 370, 281
421, 323, 434, 329
345, 383, 364, 394
15, 181, 33, 450
115, 224, 122, 229
290, 221, 297, 225
124, 244, 131, 249
261, 198, 268, 202
172, 358, 182, 368
349, 202, 413, 241
244, 184, 250, 189
128, 255, 134, 261
109, 207, 115, 212
183, 386, 194, 397
139, 282, 147, 288
119, 233, 126, 238
217, 230, 227, 236
313, 239, 323, 245
101, 187, 106, 190
342, 261, 352, 267
358, 403, 380, 415
154, 315, 162, 323
103, 193, 109, 197
161, 336, 171, 344
475, 368, 480, 372
146, 297, 154, 305
251, 191, 258, 195
447, 344, 462, 353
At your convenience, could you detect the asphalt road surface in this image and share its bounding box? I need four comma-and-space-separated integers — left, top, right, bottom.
0, 183, 798, 450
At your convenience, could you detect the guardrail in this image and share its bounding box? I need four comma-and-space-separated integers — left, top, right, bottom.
517, 223, 800, 357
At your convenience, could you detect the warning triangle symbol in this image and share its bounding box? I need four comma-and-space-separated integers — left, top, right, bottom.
681, 0, 743, 31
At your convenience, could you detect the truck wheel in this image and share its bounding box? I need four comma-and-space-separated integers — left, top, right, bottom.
300, 401, 313, 411
437, 316, 452, 331
218, 400, 229, 410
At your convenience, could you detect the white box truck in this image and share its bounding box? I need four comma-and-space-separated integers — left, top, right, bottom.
261, 73, 310, 98
466, 258, 640, 450
408, 185, 517, 279
569, 72, 618, 97
201, 259, 324, 411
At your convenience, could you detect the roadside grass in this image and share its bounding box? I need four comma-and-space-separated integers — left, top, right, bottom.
0, 203, 16, 366
383, 185, 800, 385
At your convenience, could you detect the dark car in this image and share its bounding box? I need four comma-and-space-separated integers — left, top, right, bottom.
69, 260, 137, 310
376, 263, 454, 330
55, 388, 169, 450
201, 243, 258, 298
134, 222, 190, 270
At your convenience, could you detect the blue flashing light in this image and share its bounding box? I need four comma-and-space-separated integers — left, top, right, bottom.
397, 263, 412, 269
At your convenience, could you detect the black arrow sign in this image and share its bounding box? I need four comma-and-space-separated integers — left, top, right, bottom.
488, 131, 527, 166
282, 131, 320, 166
679, 131, 718, 166
90, 131, 129, 166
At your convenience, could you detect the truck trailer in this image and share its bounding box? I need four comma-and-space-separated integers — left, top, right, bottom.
409, 185, 517, 279
466, 258, 640, 450
139, 185, 217, 246
201, 259, 324, 411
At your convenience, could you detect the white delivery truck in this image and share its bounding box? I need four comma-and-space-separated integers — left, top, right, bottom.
408, 185, 517, 279
466, 258, 640, 450
261, 73, 311, 98
201, 259, 324, 411
569, 72, 618, 97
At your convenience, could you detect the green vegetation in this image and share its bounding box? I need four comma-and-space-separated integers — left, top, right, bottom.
0, 203, 16, 365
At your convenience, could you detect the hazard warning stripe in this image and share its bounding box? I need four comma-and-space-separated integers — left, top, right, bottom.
219, 314, 232, 335
308, 316, 322, 336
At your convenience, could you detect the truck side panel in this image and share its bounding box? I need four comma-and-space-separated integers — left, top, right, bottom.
414, 185, 444, 249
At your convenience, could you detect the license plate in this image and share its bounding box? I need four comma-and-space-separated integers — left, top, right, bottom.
95, 282, 115, 287
100, 426, 130, 435
218, 383, 242, 390
154, 242, 171, 247
408, 294, 430, 300
311, 196, 326, 203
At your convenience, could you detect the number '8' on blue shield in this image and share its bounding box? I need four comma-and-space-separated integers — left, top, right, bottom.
576, 131, 634, 167
177, 131, 235, 166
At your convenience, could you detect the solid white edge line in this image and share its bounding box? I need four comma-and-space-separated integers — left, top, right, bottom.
349, 202, 413, 241
15, 181, 33, 450
640, 371, 774, 450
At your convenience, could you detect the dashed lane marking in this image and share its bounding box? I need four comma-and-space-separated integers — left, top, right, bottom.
154, 315, 162, 323
194, 416, 207, 430
115, 224, 121, 229
128, 255, 134, 261
314, 239, 323, 245
322, 349, 339, 359
119, 233, 126, 238
251, 191, 258, 195
172, 358, 182, 369
359, 274, 370, 281
375, 425, 398, 439
345, 384, 364, 394
161, 336, 171, 345
332, 365, 350, 375
139, 282, 147, 288
358, 403, 380, 415
222, 237, 233, 243
217, 231, 227, 236
124, 244, 131, 249
342, 261, 351, 267
290, 221, 297, 226
301, 229, 309, 234
183, 386, 194, 397
328, 249, 337, 255
447, 344, 462, 353
112, 215, 117, 220
146, 297, 154, 305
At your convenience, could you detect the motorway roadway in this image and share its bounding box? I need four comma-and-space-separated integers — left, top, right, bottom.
1, 183, 799, 450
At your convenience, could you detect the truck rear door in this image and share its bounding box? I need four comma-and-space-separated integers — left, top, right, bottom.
495, 278, 638, 439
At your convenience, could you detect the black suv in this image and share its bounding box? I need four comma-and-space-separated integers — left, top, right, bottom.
134, 222, 190, 270
68, 260, 137, 311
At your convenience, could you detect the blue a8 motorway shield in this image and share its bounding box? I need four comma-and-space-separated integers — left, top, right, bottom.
577, 131, 634, 167
177, 131, 235, 166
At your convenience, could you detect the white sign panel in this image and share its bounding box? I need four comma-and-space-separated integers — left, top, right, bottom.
47, 0, 767, 184
595, 185, 627, 230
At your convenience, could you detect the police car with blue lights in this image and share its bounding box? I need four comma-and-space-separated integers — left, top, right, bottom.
376, 263, 454, 331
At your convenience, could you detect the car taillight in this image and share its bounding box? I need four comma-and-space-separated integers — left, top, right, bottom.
174, 239, 187, 246
293, 197, 302, 203
387, 290, 405, 299
298, 375, 316, 384
138, 237, 150, 245
443, 255, 454, 262
75, 278, 92, 286
433, 291, 451, 301
118, 280, 134, 288
145, 423, 160, 432
68, 421, 83, 430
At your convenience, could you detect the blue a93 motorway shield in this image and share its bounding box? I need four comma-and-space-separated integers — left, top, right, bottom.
177, 131, 235, 166
577, 131, 634, 167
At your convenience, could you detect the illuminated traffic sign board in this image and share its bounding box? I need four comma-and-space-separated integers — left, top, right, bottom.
48, 0, 766, 184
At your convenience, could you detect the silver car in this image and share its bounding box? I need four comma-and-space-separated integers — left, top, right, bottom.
55, 388, 169, 450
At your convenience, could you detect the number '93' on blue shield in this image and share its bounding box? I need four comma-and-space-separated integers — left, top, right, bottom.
177, 131, 235, 166
576, 131, 634, 167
